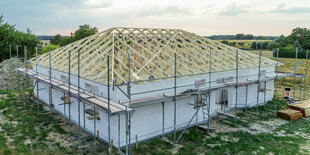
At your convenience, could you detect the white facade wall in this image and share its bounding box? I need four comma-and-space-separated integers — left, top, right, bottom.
33, 64, 275, 147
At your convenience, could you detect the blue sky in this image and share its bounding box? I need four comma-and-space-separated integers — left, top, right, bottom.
1, 0, 310, 36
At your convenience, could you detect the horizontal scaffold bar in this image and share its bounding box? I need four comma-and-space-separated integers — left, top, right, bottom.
122, 73, 293, 107
17, 68, 132, 114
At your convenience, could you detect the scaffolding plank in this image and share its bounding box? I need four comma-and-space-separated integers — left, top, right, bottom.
18, 68, 131, 114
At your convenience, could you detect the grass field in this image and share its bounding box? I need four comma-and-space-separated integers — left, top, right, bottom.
216, 40, 272, 50
1, 90, 310, 154
275, 58, 310, 101
245, 50, 310, 101
247, 50, 273, 58
0, 90, 112, 154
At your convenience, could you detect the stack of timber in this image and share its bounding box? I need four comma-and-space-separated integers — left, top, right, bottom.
277, 109, 303, 121
288, 100, 310, 117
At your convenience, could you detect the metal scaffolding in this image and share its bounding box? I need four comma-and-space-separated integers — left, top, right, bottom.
10, 43, 309, 155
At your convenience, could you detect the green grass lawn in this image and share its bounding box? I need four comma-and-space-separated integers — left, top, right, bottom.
0, 90, 118, 155
1, 90, 310, 154
246, 50, 273, 58
0, 90, 70, 154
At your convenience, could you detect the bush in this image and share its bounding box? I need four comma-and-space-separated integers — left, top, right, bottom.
221, 40, 236, 46
41, 44, 59, 54
273, 48, 309, 59
267, 42, 280, 50
250, 41, 270, 50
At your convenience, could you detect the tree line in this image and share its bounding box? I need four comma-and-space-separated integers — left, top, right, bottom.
0, 15, 99, 62
50, 25, 98, 47
0, 15, 39, 62
208, 34, 277, 40
220, 27, 310, 53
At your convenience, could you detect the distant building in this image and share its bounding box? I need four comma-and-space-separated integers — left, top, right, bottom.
38, 40, 50, 48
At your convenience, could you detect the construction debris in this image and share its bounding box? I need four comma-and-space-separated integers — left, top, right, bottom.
0, 59, 27, 90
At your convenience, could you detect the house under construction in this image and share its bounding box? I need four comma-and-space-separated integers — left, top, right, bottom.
14, 27, 308, 154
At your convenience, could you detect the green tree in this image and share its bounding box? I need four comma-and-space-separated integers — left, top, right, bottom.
267, 42, 280, 50
221, 40, 229, 45
41, 44, 59, 54
50, 34, 63, 45
276, 35, 289, 47
245, 34, 254, 39
73, 24, 98, 41
50, 24, 98, 47
234, 34, 245, 39
59, 37, 73, 46
251, 41, 270, 50
288, 27, 310, 49
294, 40, 302, 50
257, 36, 266, 40
0, 15, 39, 62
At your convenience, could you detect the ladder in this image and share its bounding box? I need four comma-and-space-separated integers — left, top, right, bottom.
201, 94, 209, 124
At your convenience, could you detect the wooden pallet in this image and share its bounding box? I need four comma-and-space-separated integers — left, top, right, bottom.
288, 100, 310, 117
277, 109, 302, 121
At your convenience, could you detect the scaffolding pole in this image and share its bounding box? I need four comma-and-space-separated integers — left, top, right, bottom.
36, 47, 40, 113
235, 50, 239, 123
162, 102, 165, 137
245, 81, 248, 112
304, 50, 308, 100
127, 53, 131, 155
128, 53, 131, 107
108, 55, 111, 155
9, 44, 12, 90
68, 50, 72, 138
282, 77, 286, 99
16, 45, 20, 97
24, 46, 28, 104
256, 46, 262, 116
78, 50, 81, 146
264, 81, 266, 107
195, 95, 198, 126
175, 106, 202, 144
93, 107, 96, 142
128, 111, 132, 155
293, 48, 298, 97
125, 107, 128, 155
63, 92, 66, 121
274, 49, 279, 111
83, 99, 86, 132
300, 77, 303, 101
207, 48, 212, 130
48, 49, 53, 120
118, 114, 120, 152
173, 52, 177, 145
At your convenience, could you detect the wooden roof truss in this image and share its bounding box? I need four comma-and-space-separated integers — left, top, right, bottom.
32, 27, 277, 85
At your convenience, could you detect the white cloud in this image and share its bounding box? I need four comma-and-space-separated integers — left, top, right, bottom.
220, 3, 248, 16
271, 4, 310, 14
2, 0, 310, 36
